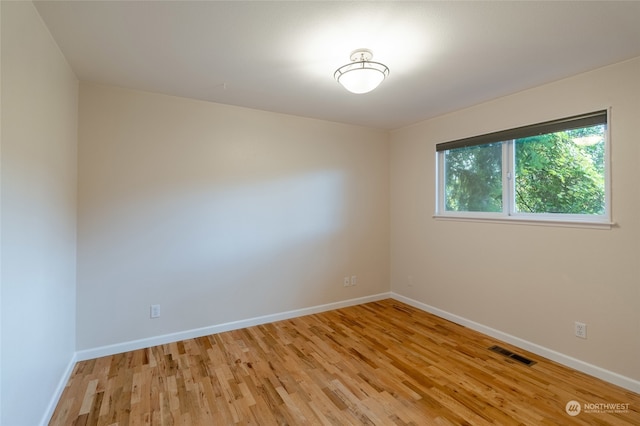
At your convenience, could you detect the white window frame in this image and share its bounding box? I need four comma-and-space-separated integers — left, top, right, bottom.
435, 110, 612, 229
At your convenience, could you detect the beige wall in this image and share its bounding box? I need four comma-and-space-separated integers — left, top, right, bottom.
390, 57, 640, 381
77, 83, 390, 350
1, 2, 78, 425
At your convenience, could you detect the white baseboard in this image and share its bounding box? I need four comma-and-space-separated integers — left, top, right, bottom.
391, 292, 640, 394
59, 290, 638, 423
76, 292, 391, 362
40, 352, 78, 426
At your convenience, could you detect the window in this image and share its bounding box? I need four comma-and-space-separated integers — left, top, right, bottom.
435, 110, 610, 225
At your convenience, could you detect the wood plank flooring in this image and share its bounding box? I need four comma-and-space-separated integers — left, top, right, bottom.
50, 299, 640, 425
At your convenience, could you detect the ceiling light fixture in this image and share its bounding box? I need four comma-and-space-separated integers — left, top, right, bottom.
334, 49, 389, 94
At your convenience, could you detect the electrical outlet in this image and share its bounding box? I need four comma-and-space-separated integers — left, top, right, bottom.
351, 275, 357, 286
151, 304, 161, 319
408, 275, 414, 287
343, 277, 350, 287
575, 321, 587, 339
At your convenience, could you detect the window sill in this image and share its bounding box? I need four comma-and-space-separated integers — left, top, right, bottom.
433, 214, 615, 230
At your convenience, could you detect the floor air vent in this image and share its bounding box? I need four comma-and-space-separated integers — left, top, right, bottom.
489, 345, 536, 366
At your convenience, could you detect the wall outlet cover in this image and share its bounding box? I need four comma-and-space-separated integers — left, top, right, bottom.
575, 321, 587, 339
151, 304, 161, 319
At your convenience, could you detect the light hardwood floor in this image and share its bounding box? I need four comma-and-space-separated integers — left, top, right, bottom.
50, 299, 640, 425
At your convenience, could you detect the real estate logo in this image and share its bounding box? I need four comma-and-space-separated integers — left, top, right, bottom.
565, 400, 631, 416
565, 400, 581, 416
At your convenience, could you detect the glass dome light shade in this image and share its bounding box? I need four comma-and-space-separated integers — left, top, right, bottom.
334, 61, 389, 94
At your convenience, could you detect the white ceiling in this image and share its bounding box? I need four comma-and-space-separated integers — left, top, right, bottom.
34, 1, 640, 130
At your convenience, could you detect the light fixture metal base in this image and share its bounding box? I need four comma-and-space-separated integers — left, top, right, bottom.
350, 48, 373, 62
